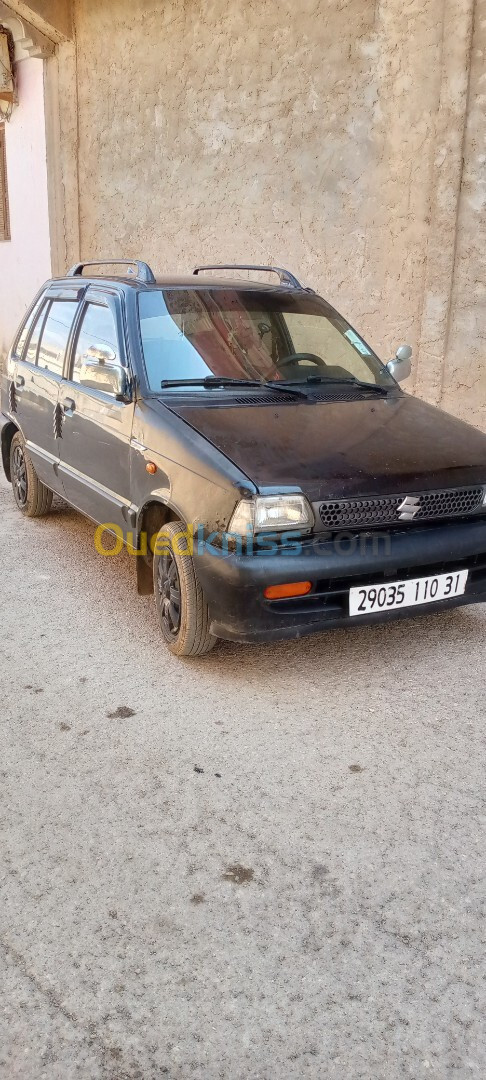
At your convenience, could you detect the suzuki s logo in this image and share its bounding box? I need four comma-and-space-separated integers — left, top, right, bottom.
398, 495, 421, 521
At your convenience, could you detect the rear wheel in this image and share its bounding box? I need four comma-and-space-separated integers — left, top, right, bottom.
153, 520, 217, 657
10, 432, 53, 517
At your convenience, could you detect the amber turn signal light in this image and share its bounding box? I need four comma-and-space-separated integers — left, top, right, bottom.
146, 462, 157, 475
264, 581, 312, 600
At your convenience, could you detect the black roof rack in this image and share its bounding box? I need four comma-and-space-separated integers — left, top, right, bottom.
66, 260, 156, 284
192, 264, 303, 289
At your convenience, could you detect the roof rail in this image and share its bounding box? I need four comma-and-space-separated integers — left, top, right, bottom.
192, 264, 303, 289
66, 260, 156, 284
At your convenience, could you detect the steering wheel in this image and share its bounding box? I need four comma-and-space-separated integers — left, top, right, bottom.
278, 352, 324, 370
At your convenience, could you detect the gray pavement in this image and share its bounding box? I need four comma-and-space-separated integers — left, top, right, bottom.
0, 472, 485, 1079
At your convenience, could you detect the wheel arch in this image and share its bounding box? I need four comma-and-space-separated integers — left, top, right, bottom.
135, 498, 183, 595
1, 420, 20, 482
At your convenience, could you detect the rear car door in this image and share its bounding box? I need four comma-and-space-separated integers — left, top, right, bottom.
12, 291, 80, 494
58, 289, 134, 528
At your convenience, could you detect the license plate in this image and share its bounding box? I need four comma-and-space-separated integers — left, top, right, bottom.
349, 569, 469, 617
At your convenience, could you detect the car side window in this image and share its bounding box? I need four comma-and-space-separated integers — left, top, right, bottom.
37, 300, 79, 376
71, 303, 121, 395
24, 302, 49, 365
13, 297, 44, 359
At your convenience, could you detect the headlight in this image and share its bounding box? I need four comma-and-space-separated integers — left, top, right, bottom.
229, 494, 314, 534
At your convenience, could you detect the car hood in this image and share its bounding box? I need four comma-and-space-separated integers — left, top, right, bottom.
164, 393, 486, 501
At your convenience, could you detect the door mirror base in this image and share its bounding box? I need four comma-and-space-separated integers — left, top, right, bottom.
115, 387, 133, 404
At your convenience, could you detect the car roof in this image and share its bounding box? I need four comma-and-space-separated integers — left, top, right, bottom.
49, 274, 309, 293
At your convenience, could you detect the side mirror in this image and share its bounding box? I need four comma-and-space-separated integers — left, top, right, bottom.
78, 355, 131, 399
387, 344, 412, 383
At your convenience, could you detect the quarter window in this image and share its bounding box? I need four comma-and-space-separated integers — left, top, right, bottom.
24, 303, 49, 365
37, 301, 78, 376
15, 297, 45, 360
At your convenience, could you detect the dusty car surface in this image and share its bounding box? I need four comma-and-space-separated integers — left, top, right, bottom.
1, 260, 486, 656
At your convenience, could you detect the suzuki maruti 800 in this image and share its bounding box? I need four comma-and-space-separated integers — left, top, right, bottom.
2, 261, 486, 655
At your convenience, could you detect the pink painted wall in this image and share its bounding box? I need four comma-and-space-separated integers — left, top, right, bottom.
0, 57, 51, 356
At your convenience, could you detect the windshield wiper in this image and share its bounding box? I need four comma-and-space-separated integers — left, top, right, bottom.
261, 381, 307, 399
160, 376, 307, 398
277, 375, 391, 395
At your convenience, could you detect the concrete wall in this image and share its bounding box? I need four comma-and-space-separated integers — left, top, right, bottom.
441, 0, 486, 429
19, 0, 486, 427
0, 57, 51, 353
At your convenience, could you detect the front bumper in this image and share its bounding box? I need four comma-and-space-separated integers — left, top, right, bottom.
194, 519, 486, 643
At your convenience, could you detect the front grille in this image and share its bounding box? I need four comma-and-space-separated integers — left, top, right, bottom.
318, 486, 484, 529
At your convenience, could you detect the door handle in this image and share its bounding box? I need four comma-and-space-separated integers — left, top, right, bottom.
15, 375, 25, 388
63, 397, 76, 413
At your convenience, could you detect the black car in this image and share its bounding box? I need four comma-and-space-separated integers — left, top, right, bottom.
2, 260, 486, 656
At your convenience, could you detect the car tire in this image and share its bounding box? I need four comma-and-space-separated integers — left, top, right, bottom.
153, 520, 217, 657
10, 432, 53, 518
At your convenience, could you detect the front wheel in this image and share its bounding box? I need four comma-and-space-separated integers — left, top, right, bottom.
10, 432, 53, 517
153, 520, 217, 657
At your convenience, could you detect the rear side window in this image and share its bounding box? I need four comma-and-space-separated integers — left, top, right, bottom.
13, 297, 44, 359
24, 303, 49, 365
37, 300, 78, 376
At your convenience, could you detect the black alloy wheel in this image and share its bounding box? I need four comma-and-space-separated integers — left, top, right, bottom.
157, 548, 182, 637
12, 443, 28, 508
9, 432, 53, 517
152, 520, 216, 656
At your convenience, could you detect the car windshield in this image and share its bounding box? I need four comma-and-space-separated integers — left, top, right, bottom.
138, 288, 396, 392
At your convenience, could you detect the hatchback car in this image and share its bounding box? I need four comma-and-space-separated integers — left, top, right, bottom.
2, 260, 486, 655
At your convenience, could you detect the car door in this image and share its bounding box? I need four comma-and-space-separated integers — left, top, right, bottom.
58, 289, 135, 529
13, 291, 80, 494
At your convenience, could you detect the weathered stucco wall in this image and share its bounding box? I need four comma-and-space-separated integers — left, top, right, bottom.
441, 0, 486, 429
50, 0, 485, 425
